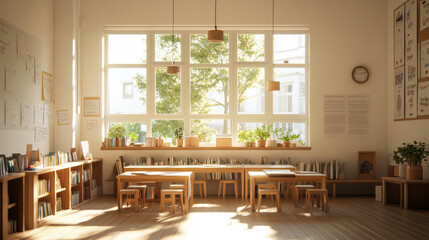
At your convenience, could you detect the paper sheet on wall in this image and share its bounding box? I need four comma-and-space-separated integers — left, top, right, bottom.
405, 0, 418, 118
57, 110, 70, 125
87, 120, 97, 130
418, 81, 429, 116
34, 102, 43, 125
5, 66, 19, 93
394, 67, 405, 119
421, 0, 429, 31
0, 21, 13, 64
42, 72, 53, 102
43, 103, 52, 125
5, 99, 19, 127
0, 98, 4, 128
395, 5, 405, 68
323, 95, 369, 137
84, 98, 100, 117
26, 54, 35, 83
34, 126, 49, 142
21, 102, 33, 130
17, 31, 27, 59
35, 59, 41, 85
421, 39, 429, 78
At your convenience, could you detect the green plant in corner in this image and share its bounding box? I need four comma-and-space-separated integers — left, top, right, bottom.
254, 124, 273, 141
108, 124, 126, 138
393, 141, 429, 166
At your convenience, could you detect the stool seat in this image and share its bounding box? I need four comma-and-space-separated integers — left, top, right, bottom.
194, 180, 207, 197
169, 184, 185, 189
127, 185, 147, 208
305, 189, 329, 213
258, 189, 281, 212
294, 185, 315, 206
218, 179, 239, 198
119, 189, 139, 212
160, 189, 184, 214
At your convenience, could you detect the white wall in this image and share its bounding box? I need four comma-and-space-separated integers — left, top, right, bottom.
75, 0, 389, 195
0, 0, 53, 155
387, 0, 429, 178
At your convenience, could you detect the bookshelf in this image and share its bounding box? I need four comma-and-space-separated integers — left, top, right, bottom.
100, 146, 311, 151
25, 159, 103, 230
1, 173, 25, 240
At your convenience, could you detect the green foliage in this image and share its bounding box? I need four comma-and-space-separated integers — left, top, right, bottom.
128, 132, 139, 143
108, 124, 126, 138
238, 129, 256, 142
254, 124, 273, 141
191, 120, 217, 143
237, 34, 264, 61
276, 128, 301, 142
393, 141, 429, 166
174, 127, 183, 139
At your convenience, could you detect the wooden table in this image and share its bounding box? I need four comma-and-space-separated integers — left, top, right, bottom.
117, 171, 193, 212
382, 177, 429, 209
242, 165, 295, 200
248, 171, 326, 212
125, 165, 245, 199
327, 179, 382, 199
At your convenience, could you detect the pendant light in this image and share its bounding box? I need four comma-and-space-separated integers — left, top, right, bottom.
207, 0, 224, 42
268, 0, 280, 91
167, 0, 180, 74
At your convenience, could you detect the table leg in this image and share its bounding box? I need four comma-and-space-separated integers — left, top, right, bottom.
245, 170, 248, 200
404, 183, 408, 210
117, 178, 122, 211
333, 183, 336, 199
190, 176, 194, 207
321, 177, 326, 189
250, 177, 255, 212
400, 183, 403, 209
241, 170, 245, 200
382, 180, 386, 205
184, 178, 189, 213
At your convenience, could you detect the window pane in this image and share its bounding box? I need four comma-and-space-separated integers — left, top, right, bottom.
151, 120, 184, 139
273, 122, 306, 144
237, 34, 264, 61
274, 34, 305, 64
108, 68, 146, 114
156, 68, 181, 114
108, 34, 146, 64
238, 68, 265, 114
191, 68, 229, 114
155, 34, 181, 62
191, 119, 230, 143
273, 68, 305, 114
238, 122, 263, 131
190, 34, 229, 64
108, 122, 147, 143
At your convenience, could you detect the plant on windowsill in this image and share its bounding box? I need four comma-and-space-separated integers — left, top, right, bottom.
238, 129, 256, 147
174, 127, 184, 147
393, 141, 429, 180
275, 128, 301, 147
128, 132, 139, 146
107, 124, 126, 148
254, 124, 273, 147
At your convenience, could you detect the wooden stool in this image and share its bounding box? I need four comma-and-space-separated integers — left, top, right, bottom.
194, 180, 207, 197
258, 183, 276, 200
305, 189, 329, 213
127, 185, 147, 208
160, 189, 184, 213
257, 189, 281, 212
294, 184, 315, 206
119, 189, 139, 212
283, 182, 294, 200
218, 180, 239, 198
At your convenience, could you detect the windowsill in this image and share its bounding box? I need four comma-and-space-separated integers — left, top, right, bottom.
100, 146, 311, 150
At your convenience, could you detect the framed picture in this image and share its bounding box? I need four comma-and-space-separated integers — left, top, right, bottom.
57, 110, 70, 125
83, 97, 100, 117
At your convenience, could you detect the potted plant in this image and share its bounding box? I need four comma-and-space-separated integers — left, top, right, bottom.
276, 128, 300, 147
108, 124, 126, 147
128, 131, 139, 146
238, 129, 256, 147
174, 127, 184, 147
254, 124, 272, 147
393, 141, 429, 180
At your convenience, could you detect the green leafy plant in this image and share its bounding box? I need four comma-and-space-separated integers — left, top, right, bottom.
174, 127, 184, 139
276, 128, 301, 142
238, 129, 256, 142
128, 132, 139, 143
393, 141, 429, 166
254, 124, 273, 141
108, 124, 126, 138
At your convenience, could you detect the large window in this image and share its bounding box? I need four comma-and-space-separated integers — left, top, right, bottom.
105, 30, 309, 145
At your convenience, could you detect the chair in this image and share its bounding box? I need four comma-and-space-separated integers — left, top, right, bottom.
119, 189, 139, 212
305, 189, 329, 213
194, 180, 207, 197
257, 183, 276, 200
127, 185, 147, 208
257, 188, 281, 212
218, 179, 239, 198
293, 184, 315, 206
160, 189, 184, 213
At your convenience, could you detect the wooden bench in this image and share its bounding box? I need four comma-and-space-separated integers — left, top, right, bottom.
327, 179, 382, 199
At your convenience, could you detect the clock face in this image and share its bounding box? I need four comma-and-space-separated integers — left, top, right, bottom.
352, 66, 369, 84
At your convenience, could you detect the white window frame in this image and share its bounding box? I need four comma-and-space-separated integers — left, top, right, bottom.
104, 28, 310, 145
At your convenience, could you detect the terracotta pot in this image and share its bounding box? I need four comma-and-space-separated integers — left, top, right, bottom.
406, 165, 423, 180
245, 142, 255, 147
258, 140, 266, 147
283, 141, 291, 147
177, 138, 183, 147
399, 164, 407, 178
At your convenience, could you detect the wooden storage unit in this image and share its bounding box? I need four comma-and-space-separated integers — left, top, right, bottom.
1, 173, 25, 240
25, 159, 103, 230
358, 151, 376, 180
70, 164, 83, 207
82, 163, 91, 202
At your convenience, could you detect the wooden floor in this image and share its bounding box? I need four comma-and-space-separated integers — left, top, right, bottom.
12, 196, 429, 240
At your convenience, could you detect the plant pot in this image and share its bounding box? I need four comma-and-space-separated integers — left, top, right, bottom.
177, 138, 183, 147
245, 142, 255, 147
283, 141, 291, 147
406, 165, 423, 180
258, 140, 266, 147
290, 142, 297, 147
399, 164, 407, 178
267, 140, 277, 147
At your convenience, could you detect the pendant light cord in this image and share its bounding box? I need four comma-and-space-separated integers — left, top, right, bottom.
172, 0, 175, 65
215, 0, 217, 30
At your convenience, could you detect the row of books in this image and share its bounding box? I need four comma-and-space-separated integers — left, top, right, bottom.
0, 154, 27, 175
71, 191, 80, 206
38, 179, 50, 196
38, 202, 52, 220
71, 171, 80, 185
103, 137, 126, 148
8, 219, 17, 234
291, 160, 345, 180
83, 169, 90, 181
84, 187, 90, 200
56, 197, 62, 211
41, 151, 79, 168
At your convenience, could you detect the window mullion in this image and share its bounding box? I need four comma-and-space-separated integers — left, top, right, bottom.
146, 32, 156, 119
182, 32, 191, 136
265, 32, 274, 119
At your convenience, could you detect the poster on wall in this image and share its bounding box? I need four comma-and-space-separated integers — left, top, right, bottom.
395, 5, 405, 68
405, 0, 418, 118
394, 66, 405, 119
418, 81, 429, 116
420, 0, 429, 31
421, 39, 429, 78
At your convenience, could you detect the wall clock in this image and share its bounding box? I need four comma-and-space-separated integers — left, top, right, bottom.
352, 66, 369, 84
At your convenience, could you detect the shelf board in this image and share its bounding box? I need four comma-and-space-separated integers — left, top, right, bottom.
56, 187, 66, 193
100, 146, 311, 151
38, 192, 50, 199
71, 183, 80, 188
7, 202, 17, 209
